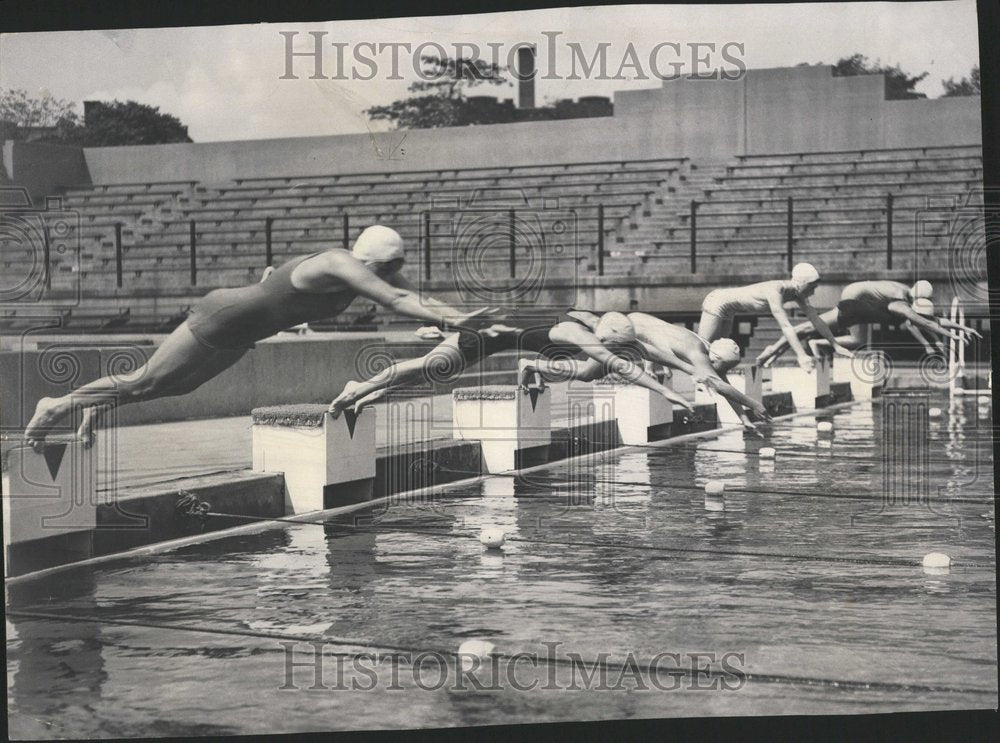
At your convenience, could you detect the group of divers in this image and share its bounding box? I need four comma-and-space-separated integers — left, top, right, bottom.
24, 225, 980, 450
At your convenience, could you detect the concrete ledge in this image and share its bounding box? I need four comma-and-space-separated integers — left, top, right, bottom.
5, 388, 830, 576
95, 470, 286, 557
375, 437, 482, 494
763, 391, 795, 417
815, 382, 853, 409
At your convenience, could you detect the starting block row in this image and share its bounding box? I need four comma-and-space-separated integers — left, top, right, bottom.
3, 440, 97, 576
248, 359, 856, 507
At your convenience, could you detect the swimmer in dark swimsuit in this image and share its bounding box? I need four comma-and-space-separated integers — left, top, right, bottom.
24, 225, 492, 450
328, 310, 697, 417
755, 280, 980, 367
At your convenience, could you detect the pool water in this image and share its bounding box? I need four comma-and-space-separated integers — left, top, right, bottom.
6, 396, 996, 737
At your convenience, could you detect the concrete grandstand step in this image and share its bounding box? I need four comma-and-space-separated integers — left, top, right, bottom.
734, 144, 981, 167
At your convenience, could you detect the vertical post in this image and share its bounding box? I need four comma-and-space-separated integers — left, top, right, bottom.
42, 222, 52, 292
786, 196, 794, 272
423, 211, 431, 280
265, 217, 273, 267
114, 222, 123, 289
189, 219, 197, 286
508, 209, 516, 279
689, 200, 698, 274
597, 203, 605, 276
886, 192, 894, 270
342, 214, 350, 251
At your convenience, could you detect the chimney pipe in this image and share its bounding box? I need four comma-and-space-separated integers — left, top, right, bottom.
517, 46, 536, 109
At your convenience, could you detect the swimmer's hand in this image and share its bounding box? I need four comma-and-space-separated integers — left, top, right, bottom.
444, 307, 501, 330
415, 326, 445, 340
482, 323, 520, 338
675, 398, 696, 414
260, 265, 275, 283
742, 420, 765, 438
833, 344, 854, 359
796, 354, 816, 373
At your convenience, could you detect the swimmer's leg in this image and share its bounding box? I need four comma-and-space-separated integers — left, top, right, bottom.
697, 311, 730, 342
329, 334, 469, 416
520, 357, 605, 387
77, 343, 247, 441
26, 322, 243, 450
758, 308, 839, 366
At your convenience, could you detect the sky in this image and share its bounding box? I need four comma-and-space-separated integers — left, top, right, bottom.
0, 2, 981, 142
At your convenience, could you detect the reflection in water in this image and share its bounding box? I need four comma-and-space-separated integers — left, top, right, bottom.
7, 572, 106, 739
3, 393, 996, 735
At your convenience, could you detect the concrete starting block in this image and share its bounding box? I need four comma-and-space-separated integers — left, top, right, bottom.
548, 380, 613, 426
252, 404, 376, 514
594, 378, 673, 444
771, 354, 832, 410
666, 368, 696, 401
833, 354, 883, 401
700, 365, 772, 424
453, 385, 551, 472
3, 440, 96, 576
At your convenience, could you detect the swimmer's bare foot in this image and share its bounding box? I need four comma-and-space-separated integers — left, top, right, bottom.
76, 406, 102, 448
517, 359, 545, 392
328, 380, 364, 417
756, 345, 778, 368
25, 396, 67, 452
352, 388, 386, 413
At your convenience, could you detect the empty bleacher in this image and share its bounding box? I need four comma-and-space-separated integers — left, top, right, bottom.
606, 144, 984, 276
0, 145, 984, 333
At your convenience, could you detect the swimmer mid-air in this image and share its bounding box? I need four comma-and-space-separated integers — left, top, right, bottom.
755, 280, 981, 366
625, 312, 773, 435
328, 310, 698, 417
24, 226, 492, 450
697, 262, 853, 372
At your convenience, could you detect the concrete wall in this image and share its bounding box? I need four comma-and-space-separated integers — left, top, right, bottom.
1, 141, 91, 202
74, 65, 980, 186
1, 65, 981, 197
0, 335, 379, 429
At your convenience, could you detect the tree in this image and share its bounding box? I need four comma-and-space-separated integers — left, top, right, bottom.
831, 53, 929, 100
366, 55, 508, 129
54, 100, 192, 146
942, 66, 980, 97
0, 88, 79, 138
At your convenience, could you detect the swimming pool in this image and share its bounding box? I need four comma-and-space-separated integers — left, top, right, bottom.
5, 395, 996, 737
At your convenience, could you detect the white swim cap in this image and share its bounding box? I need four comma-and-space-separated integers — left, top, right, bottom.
594, 312, 636, 345
911, 280, 933, 300
791, 262, 820, 284
708, 338, 741, 366
912, 297, 936, 317
351, 225, 405, 264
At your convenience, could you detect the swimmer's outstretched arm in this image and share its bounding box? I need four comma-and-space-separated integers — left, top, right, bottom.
333, 255, 486, 328
796, 298, 852, 357
637, 340, 692, 375
712, 369, 771, 436
690, 357, 769, 418
901, 321, 939, 355
756, 317, 815, 366
937, 317, 982, 340
547, 323, 695, 411
888, 302, 965, 343
767, 289, 813, 370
